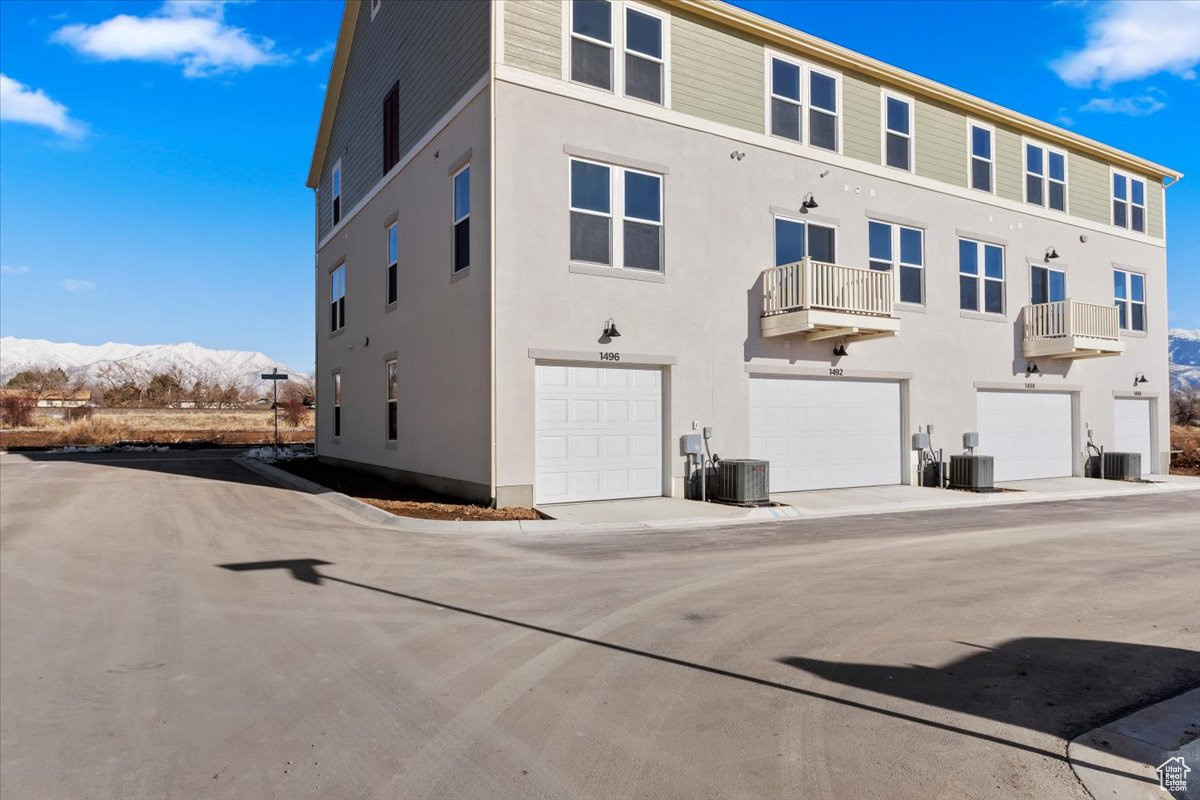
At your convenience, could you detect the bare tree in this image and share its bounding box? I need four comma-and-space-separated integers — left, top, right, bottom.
1171, 387, 1200, 426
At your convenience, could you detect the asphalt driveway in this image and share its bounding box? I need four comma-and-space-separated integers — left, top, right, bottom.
2, 450, 1198, 799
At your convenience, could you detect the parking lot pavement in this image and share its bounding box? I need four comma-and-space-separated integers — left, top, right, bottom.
2, 450, 1198, 800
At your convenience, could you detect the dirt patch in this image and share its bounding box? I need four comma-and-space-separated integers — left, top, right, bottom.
1171, 424, 1200, 476
273, 458, 540, 522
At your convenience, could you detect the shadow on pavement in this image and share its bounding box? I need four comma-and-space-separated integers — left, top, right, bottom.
10, 449, 276, 489
219, 558, 1186, 786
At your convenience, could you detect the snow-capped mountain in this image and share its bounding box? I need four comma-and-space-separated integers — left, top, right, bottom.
0, 337, 309, 389
1169, 329, 1200, 389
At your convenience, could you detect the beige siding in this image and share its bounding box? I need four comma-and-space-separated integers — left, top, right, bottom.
505, 0, 561, 79
994, 125, 1023, 203
1067, 151, 1110, 225
1146, 180, 1164, 239
842, 71, 880, 164
671, 11, 763, 133
914, 98, 966, 187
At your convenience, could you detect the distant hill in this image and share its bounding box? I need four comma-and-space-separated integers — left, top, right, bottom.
1170, 329, 1200, 389
0, 337, 309, 391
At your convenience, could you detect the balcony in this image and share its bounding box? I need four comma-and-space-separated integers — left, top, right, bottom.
1022, 299, 1125, 359
761, 258, 901, 341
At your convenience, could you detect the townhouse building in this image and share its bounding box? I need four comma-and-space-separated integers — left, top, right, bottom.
307, 0, 1179, 507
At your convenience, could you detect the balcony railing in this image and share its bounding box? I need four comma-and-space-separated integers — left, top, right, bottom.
1022, 299, 1123, 359
763, 258, 895, 317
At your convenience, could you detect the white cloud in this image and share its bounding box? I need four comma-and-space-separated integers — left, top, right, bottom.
304, 42, 335, 64
1053, 0, 1200, 86
1, 264, 31, 275
61, 279, 96, 292
0, 74, 86, 137
52, 0, 285, 79
1080, 94, 1168, 115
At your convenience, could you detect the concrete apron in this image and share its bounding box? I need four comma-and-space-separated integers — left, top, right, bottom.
238, 456, 1199, 534
1069, 688, 1200, 800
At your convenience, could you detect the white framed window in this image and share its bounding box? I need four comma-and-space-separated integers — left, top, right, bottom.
868, 220, 924, 305
1024, 140, 1067, 212
570, 0, 614, 91
1030, 264, 1066, 305
882, 91, 913, 171
452, 165, 470, 273
331, 160, 343, 226
624, 4, 665, 105
385, 359, 398, 441
332, 371, 342, 439
385, 223, 398, 305
767, 53, 841, 152
330, 264, 346, 332
958, 238, 1004, 314
969, 121, 993, 193
1112, 171, 1146, 233
1114, 268, 1146, 331
569, 1, 669, 104
569, 157, 663, 272
773, 215, 836, 266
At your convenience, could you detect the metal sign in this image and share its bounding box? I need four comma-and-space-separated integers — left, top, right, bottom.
261, 371, 289, 381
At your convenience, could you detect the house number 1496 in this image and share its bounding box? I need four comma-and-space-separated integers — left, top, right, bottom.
600, 352, 620, 362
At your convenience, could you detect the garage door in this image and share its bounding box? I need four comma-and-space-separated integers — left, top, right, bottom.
534, 365, 662, 504
749, 377, 901, 492
1113, 398, 1153, 475
976, 391, 1073, 482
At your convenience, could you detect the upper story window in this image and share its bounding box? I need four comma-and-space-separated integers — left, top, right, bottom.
386, 223, 398, 305
333, 372, 342, 438
768, 56, 840, 152
774, 216, 835, 266
970, 123, 993, 193
331, 160, 343, 225
453, 165, 470, 273
1031, 265, 1066, 305
884, 92, 913, 171
1025, 142, 1066, 212
1112, 172, 1146, 233
385, 359, 398, 442
868, 220, 923, 305
624, 6, 664, 104
1114, 268, 1146, 331
571, 0, 614, 91
958, 238, 1004, 315
569, 157, 663, 272
382, 82, 399, 174
330, 264, 346, 332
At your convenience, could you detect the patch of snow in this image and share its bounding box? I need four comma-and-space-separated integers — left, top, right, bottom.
50, 444, 171, 454
243, 445, 314, 463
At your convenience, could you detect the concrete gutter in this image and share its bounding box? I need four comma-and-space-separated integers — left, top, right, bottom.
236, 456, 1198, 535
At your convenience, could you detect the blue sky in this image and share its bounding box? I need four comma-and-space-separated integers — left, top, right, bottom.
0, 0, 1197, 370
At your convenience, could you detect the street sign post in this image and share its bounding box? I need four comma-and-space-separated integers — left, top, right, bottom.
261, 368, 289, 457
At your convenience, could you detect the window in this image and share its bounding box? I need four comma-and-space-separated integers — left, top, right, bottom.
386, 223, 398, 304
569, 157, 663, 271
884, 93, 912, 171
774, 217, 835, 266
330, 264, 345, 332
571, 0, 613, 91
970, 123, 993, 192
385, 359, 398, 441
868, 220, 924, 304
768, 56, 840, 152
624, 6, 663, 104
333, 372, 342, 438
1112, 172, 1146, 233
453, 165, 470, 272
1025, 142, 1066, 212
958, 238, 1004, 314
370, 0, 381, 20
1031, 265, 1066, 305
382, 82, 399, 174
1114, 269, 1146, 331
331, 161, 342, 226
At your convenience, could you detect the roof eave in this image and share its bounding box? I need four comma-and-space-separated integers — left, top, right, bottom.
306, 0, 362, 189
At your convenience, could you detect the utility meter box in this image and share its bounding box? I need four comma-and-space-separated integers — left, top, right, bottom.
680, 434, 702, 455
963, 432, 980, 449
912, 432, 930, 450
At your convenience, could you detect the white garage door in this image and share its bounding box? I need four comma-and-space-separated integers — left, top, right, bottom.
976, 391, 1073, 482
534, 364, 662, 504
749, 377, 901, 492
1113, 398, 1153, 475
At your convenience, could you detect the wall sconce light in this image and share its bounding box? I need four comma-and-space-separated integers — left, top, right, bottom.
1045, 247, 1060, 261
1026, 361, 1040, 375
833, 341, 848, 357
602, 318, 621, 338
802, 192, 819, 210
1135, 372, 1148, 385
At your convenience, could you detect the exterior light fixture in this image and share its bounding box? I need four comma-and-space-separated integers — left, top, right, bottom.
833, 341, 847, 357
802, 193, 819, 210
1135, 372, 1148, 385
729, 151, 745, 161
1045, 247, 1060, 261
603, 318, 621, 338
1026, 361, 1040, 375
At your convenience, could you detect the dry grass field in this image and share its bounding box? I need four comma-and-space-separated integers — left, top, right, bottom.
1172, 424, 1200, 476
0, 408, 313, 448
